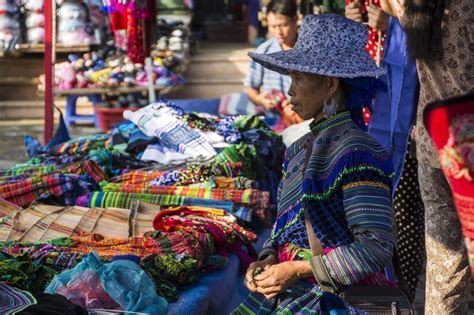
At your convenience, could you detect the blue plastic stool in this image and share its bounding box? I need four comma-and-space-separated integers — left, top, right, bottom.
65, 94, 102, 127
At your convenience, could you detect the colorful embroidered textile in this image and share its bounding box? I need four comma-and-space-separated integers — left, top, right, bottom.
54, 133, 111, 156
0, 282, 37, 315
64, 234, 164, 259
0, 174, 93, 208
132, 162, 244, 186
76, 191, 254, 222
101, 182, 269, 208
189, 176, 255, 190
0, 250, 58, 294
152, 206, 257, 271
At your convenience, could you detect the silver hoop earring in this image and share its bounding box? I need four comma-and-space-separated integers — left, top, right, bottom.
323, 97, 337, 119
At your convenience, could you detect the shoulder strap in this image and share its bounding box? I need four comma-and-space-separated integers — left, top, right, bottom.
302, 134, 324, 257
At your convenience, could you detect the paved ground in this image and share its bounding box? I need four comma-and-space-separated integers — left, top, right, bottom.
0, 120, 98, 169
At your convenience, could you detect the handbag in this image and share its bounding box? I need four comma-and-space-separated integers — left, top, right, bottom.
302, 134, 414, 315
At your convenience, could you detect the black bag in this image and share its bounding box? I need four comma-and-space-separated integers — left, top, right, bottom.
302, 134, 414, 315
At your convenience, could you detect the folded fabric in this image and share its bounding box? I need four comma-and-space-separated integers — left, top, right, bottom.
124, 102, 216, 159
76, 191, 253, 222
0, 203, 157, 242
45, 252, 168, 314
101, 182, 269, 208
59, 234, 164, 259
189, 176, 255, 190
0, 282, 37, 315
53, 133, 111, 156
120, 162, 244, 187
152, 207, 257, 270
0, 174, 93, 208
141, 143, 190, 164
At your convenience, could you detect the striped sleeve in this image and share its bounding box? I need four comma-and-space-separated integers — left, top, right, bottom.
310, 164, 394, 289
244, 59, 264, 90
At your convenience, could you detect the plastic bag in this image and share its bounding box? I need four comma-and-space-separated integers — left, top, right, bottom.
56, 270, 122, 310
45, 252, 168, 314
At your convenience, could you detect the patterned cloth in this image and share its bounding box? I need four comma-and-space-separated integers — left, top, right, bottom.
236, 112, 394, 313
0, 203, 157, 242
124, 102, 217, 161
0, 282, 37, 315
410, 1, 474, 168
248, 14, 386, 78
0, 174, 92, 208
76, 191, 254, 223
345, 0, 386, 63
101, 182, 269, 209
392, 146, 425, 297
418, 165, 470, 314
244, 37, 292, 96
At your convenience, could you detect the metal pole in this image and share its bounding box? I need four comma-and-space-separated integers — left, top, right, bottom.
44, 0, 56, 144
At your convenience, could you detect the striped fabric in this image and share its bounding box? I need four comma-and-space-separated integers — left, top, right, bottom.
101, 182, 269, 209
76, 191, 254, 223
0, 282, 37, 315
0, 174, 92, 208
0, 203, 157, 242
112, 162, 245, 187
236, 112, 395, 313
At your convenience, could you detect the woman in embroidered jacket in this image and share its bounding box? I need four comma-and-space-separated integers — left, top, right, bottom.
233, 14, 394, 314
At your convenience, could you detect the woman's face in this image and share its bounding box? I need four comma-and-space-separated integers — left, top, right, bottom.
287, 71, 337, 120
267, 12, 298, 47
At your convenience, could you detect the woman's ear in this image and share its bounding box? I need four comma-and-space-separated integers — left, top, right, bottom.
328, 77, 340, 98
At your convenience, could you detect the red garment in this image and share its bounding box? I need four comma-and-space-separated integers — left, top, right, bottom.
345, 0, 386, 125
127, 7, 145, 64
345, 0, 386, 63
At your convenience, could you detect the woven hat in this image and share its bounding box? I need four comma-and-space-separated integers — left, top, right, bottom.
424, 93, 474, 277
248, 14, 386, 78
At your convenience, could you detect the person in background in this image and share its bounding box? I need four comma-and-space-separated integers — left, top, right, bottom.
244, 0, 297, 112
396, 0, 473, 313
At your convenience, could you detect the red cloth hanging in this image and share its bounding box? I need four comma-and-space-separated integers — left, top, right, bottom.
127, 6, 145, 63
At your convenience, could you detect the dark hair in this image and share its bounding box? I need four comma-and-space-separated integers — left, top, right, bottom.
401, 0, 445, 61
267, 0, 298, 18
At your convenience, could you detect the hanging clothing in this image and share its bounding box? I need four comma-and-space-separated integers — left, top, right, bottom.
369, 17, 419, 188
392, 143, 425, 297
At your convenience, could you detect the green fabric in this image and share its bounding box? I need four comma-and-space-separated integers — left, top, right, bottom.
0, 252, 57, 294
322, 0, 346, 14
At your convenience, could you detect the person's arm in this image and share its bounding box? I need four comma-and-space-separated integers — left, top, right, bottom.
245, 86, 272, 109
309, 153, 394, 291
380, 0, 401, 17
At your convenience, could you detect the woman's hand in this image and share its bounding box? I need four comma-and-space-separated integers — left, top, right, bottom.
254, 260, 313, 300
345, 2, 363, 23
244, 255, 277, 293
367, 5, 390, 32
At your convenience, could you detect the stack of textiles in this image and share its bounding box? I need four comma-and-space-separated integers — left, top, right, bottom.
0, 100, 284, 312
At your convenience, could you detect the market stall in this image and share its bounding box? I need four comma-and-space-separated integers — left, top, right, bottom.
0, 98, 284, 314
